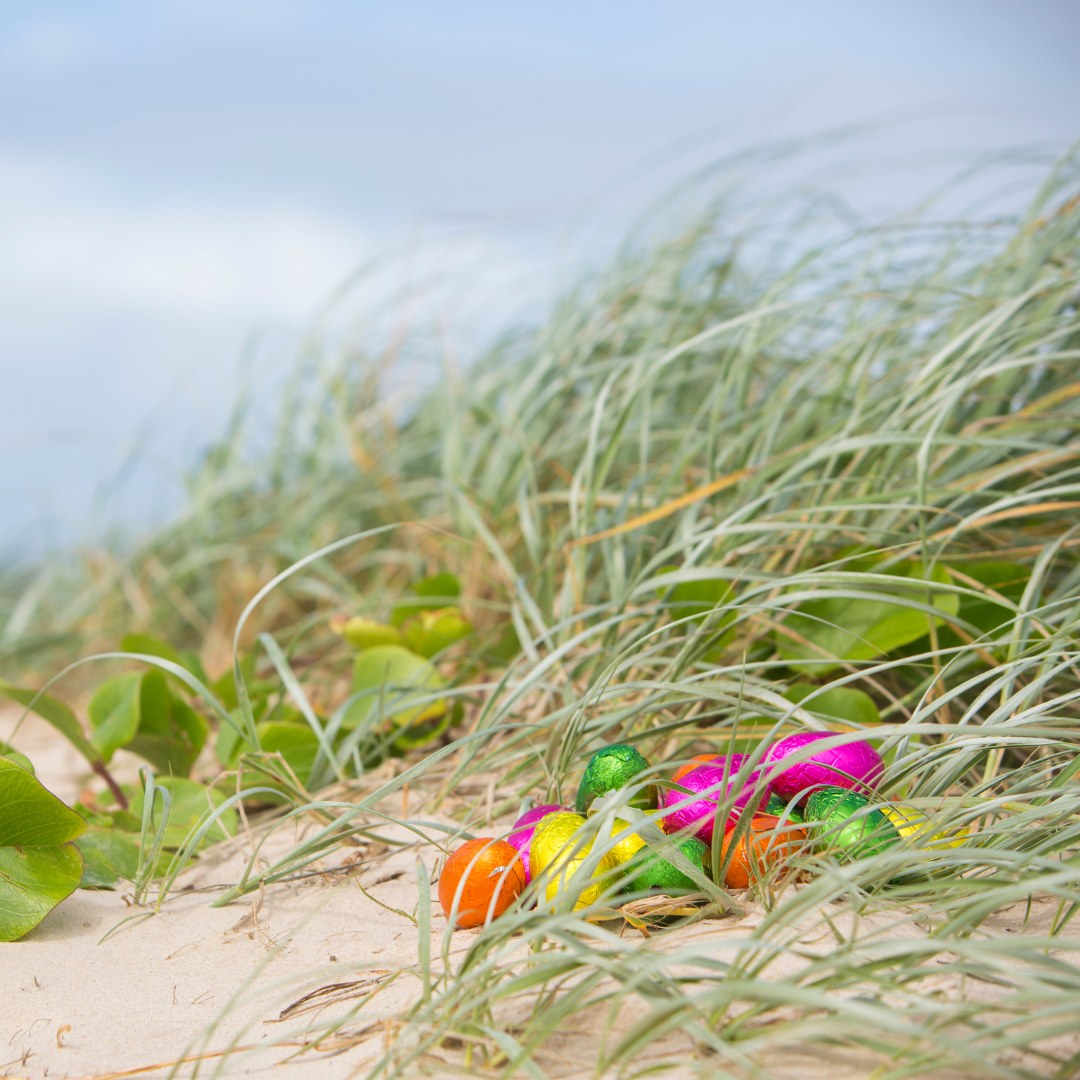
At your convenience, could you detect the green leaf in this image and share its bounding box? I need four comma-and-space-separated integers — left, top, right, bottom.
178, 651, 209, 685
778, 561, 959, 674
342, 645, 447, 731
209, 654, 275, 727
0, 677, 102, 766
125, 673, 209, 776
0, 843, 84, 942
121, 633, 182, 667
0, 756, 87, 941
400, 608, 473, 658
88, 673, 142, 763
657, 567, 735, 621
0, 756, 86, 848
0, 743, 34, 774
255, 720, 321, 787
482, 623, 521, 666
784, 682, 881, 725
392, 698, 460, 752
138, 670, 172, 737
124, 735, 194, 777
391, 572, 461, 626
335, 616, 404, 651
172, 698, 209, 757
415, 572, 461, 600
75, 827, 140, 889
128, 777, 236, 850
950, 561, 1031, 635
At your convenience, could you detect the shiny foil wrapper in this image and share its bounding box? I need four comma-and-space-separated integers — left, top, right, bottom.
805, 786, 899, 857
765, 731, 883, 803
661, 756, 771, 845
575, 744, 657, 813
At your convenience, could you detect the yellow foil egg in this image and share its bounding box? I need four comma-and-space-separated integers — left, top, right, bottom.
881, 803, 967, 849
530, 811, 618, 908
608, 818, 648, 867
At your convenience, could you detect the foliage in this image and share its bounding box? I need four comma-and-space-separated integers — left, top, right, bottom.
2, 146, 1080, 1074
0, 756, 85, 941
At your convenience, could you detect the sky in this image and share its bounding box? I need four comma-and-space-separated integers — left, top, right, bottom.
2, 1, 1078, 561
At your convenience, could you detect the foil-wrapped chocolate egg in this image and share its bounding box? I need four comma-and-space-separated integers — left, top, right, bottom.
880, 803, 967, 850
622, 835, 708, 894
672, 753, 721, 783
764, 790, 805, 823
530, 811, 619, 909
438, 838, 526, 928
575, 745, 657, 813
765, 731, 883, 803
606, 818, 648, 867
508, 804, 564, 882
662, 756, 772, 846
804, 786, 899, 858
719, 814, 807, 889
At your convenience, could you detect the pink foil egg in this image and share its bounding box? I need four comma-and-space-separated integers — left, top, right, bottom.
508, 804, 564, 882
765, 731, 883, 803
662, 757, 771, 846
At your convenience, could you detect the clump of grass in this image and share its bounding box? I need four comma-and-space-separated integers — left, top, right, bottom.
4, 144, 1080, 1077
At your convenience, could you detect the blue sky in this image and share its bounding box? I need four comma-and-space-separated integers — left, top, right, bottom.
2, 1, 1078, 559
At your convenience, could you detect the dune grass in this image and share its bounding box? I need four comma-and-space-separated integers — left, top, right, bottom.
3, 145, 1080, 1077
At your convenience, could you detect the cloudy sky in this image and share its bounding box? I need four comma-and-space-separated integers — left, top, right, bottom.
2, 1, 1078, 559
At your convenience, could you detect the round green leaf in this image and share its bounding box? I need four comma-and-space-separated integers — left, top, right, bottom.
342, 645, 446, 731
0, 756, 86, 848
0, 842, 84, 942
88, 672, 142, 763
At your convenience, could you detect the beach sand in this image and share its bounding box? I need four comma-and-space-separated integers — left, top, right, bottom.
3, 706, 1078, 1080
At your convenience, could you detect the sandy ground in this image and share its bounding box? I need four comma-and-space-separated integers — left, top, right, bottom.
3, 707, 1079, 1080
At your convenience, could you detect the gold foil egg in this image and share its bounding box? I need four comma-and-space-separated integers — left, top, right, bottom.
529, 811, 618, 908
881, 803, 967, 849
607, 818, 648, 867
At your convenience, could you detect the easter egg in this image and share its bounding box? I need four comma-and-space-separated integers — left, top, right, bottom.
508, 804, 564, 882
719, 814, 807, 889
765, 731, 883, 803
622, 835, 708, 894
880, 803, 967, 850
576, 745, 657, 813
607, 818, 648, 866
438, 838, 526, 928
530, 811, 619, 909
672, 753, 721, 783
662, 757, 772, 845
764, 790, 805, 823
804, 786, 899, 858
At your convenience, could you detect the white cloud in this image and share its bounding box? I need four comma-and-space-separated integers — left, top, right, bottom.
0, 153, 367, 321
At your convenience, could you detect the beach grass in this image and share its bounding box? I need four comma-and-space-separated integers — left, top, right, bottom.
2, 144, 1080, 1077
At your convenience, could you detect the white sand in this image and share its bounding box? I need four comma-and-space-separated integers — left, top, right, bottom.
3, 706, 1079, 1080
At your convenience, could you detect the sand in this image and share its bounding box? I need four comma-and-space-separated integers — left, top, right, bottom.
3, 706, 1079, 1080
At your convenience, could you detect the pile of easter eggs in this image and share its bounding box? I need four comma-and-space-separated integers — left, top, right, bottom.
438, 728, 952, 928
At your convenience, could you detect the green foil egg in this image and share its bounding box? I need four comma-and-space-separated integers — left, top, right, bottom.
575, 745, 657, 814
805, 786, 900, 858
622, 836, 708, 894
764, 791, 804, 823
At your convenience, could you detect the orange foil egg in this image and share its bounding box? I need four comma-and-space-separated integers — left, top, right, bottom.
438, 838, 526, 928
672, 754, 721, 783
719, 814, 807, 889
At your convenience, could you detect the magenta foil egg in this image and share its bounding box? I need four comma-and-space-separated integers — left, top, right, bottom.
662, 756, 771, 846
765, 731, 883, 803
508, 804, 563, 883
